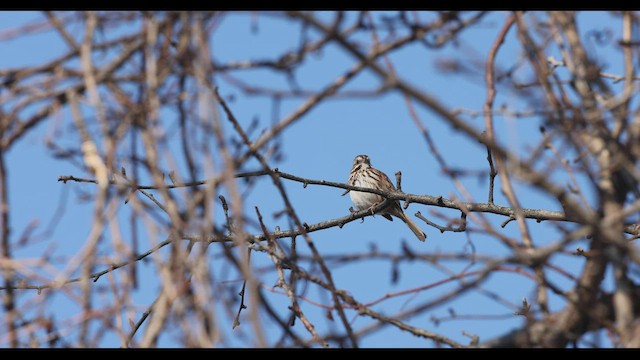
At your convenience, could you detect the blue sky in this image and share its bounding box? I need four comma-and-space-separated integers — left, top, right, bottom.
0, 11, 628, 348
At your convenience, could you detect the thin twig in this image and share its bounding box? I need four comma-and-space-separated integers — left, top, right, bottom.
232, 248, 250, 330
416, 211, 466, 233
485, 133, 497, 204
126, 297, 160, 347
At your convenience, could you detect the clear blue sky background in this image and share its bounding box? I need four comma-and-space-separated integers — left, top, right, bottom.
0, 11, 626, 347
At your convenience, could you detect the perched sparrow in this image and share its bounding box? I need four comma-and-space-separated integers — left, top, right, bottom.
348, 154, 426, 241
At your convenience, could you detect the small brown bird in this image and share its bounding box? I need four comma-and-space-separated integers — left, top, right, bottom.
348, 154, 426, 241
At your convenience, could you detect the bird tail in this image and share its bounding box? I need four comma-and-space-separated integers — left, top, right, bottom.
402, 214, 426, 242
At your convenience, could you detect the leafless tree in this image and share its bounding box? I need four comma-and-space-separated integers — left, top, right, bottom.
1, 11, 640, 348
